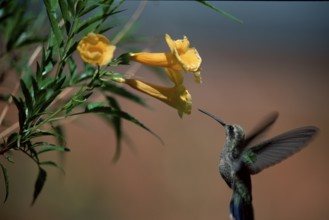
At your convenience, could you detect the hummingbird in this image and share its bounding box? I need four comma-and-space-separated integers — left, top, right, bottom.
199, 109, 318, 220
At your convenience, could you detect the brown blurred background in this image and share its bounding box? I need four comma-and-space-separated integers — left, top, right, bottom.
1, 1, 329, 220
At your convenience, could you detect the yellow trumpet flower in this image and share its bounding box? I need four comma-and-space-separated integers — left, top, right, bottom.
77, 33, 116, 66
129, 34, 202, 83
114, 69, 192, 117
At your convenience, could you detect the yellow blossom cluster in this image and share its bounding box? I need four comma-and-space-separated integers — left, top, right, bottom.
77, 33, 202, 117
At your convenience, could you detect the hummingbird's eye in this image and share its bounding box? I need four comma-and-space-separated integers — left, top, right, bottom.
228, 125, 234, 136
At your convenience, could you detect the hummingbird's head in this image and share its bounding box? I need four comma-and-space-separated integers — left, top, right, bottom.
224, 124, 245, 146
198, 109, 246, 150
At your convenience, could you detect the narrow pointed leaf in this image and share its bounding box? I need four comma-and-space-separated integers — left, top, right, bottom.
4, 155, 15, 164
37, 145, 70, 155
12, 96, 26, 129
84, 106, 163, 144
196, 0, 243, 24
39, 161, 65, 173
20, 79, 33, 114
53, 125, 66, 146
67, 0, 75, 16
0, 163, 9, 202
98, 24, 116, 34
63, 40, 78, 61
31, 167, 47, 205
58, 0, 71, 34
101, 82, 147, 106
67, 57, 78, 83
76, 13, 106, 34
44, 0, 63, 48
78, 4, 98, 17
29, 130, 58, 139
86, 102, 107, 110
6, 132, 19, 146
107, 96, 122, 162
76, 0, 87, 16
76, 10, 123, 34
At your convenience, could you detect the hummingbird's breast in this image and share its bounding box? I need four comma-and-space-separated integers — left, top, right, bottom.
219, 152, 234, 188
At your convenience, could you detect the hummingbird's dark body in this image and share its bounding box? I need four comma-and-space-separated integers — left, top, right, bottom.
199, 109, 318, 220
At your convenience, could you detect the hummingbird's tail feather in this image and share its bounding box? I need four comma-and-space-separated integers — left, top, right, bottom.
229, 195, 254, 220
230, 174, 254, 220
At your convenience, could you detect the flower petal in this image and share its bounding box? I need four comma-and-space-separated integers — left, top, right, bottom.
129, 52, 171, 67
166, 34, 202, 82
174, 47, 202, 72
77, 33, 116, 66
118, 78, 192, 117
165, 68, 183, 86
129, 34, 202, 83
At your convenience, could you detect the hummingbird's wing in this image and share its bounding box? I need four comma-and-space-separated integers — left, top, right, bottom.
244, 112, 279, 147
242, 126, 318, 175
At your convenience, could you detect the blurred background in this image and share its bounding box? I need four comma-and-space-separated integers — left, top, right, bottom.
1, 1, 329, 219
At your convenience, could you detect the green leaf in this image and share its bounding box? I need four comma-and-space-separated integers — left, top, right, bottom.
31, 77, 40, 100
4, 155, 15, 164
98, 23, 116, 34
31, 141, 48, 148
31, 167, 47, 205
76, 9, 123, 34
101, 82, 147, 107
110, 53, 131, 66
44, 0, 63, 50
53, 125, 66, 146
20, 79, 34, 115
37, 145, 70, 155
24, 140, 39, 161
6, 132, 18, 146
107, 0, 125, 15
78, 4, 98, 17
63, 40, 78, 61
33, 76, 65, 114
40, 41, 57, 80
28, 130, 59, 140
39, 161, 65, 173
84, 105, 163, 145
67, 0, 76, 16
75, 0, 87, 16
67, 58, 79, 85
13, 34, 46, 50
106, 96, 122, 162
58, 0, 71, 34
5, 7, 27, 51
0, 163, 9, 203
86, 101, 107, 110
77, 64, 94, 82
196, 0, 243, 24
12, 96, 26, 129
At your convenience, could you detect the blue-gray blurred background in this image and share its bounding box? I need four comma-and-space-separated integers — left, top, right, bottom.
1, 1, 329, 219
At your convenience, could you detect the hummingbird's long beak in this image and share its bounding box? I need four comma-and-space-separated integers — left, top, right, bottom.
198, 109, 226, 126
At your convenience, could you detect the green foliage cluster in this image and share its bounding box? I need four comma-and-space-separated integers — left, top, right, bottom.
0, 0, 240, 205
0, 0, 157, 205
